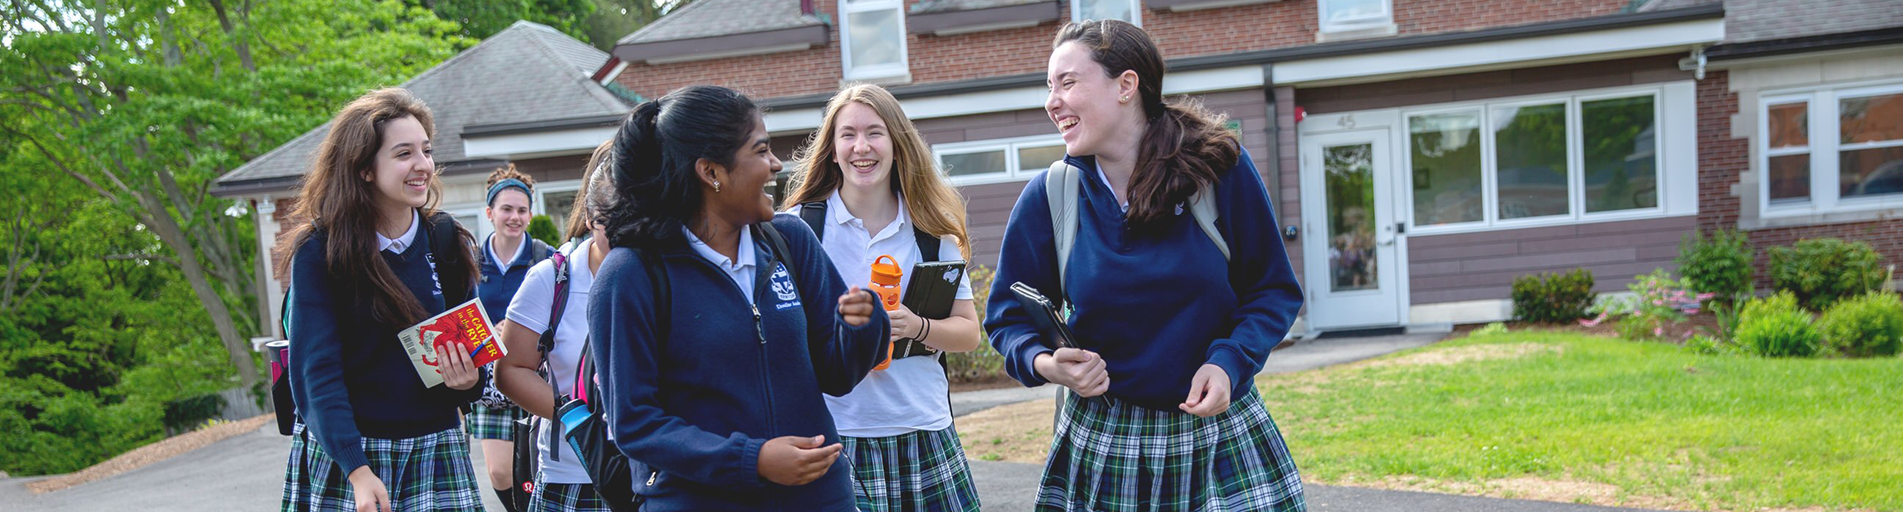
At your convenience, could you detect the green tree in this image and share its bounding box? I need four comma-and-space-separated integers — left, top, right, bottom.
2, 0, 468, 395
420, 0, 596, 43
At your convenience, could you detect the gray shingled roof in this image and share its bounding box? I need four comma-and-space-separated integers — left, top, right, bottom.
911, 0, 1048, 14
617, 0, 823, 44
215, 21, 626, 188
1719, 0, 1903, 43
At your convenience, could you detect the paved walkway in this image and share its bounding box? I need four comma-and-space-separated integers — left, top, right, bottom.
0, 332, 1673, 512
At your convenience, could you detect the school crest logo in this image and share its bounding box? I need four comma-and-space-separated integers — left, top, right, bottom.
425, 253, 443, 296
769, 262, 801, 310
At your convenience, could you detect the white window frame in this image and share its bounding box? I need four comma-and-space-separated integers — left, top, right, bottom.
534, 179, 583, 226
1403, 85, 1669, 236
1318, 0, 1394, 34
839, 0, 910, 82
932, 134, 1067, 186
442, 203, 489, 242
1072, 0, 1143, 27
1758, 80, 1903, 219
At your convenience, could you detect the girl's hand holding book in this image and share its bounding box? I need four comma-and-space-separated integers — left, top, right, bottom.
436, 344, 480, 391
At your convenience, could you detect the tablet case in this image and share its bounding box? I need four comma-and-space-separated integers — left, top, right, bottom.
1009, 281, 1075, 349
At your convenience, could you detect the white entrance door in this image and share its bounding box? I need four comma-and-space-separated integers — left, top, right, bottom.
1300, 129, 1406, 330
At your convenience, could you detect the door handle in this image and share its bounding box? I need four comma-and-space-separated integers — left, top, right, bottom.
1379, 238, 1395, 247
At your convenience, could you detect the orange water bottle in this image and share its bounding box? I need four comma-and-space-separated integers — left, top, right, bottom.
869, 255, 903, 370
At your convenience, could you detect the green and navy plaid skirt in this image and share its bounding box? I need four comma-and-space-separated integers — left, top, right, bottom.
1036, 387, 1306, 512
467, 403, 526, 441
282, 423, 482, 512
842, 427, 982, 512
528, 472, 611, 512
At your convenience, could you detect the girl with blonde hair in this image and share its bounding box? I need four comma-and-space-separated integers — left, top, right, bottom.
781, 83, 983, 512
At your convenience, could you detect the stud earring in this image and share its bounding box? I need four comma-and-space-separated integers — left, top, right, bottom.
713, 180, 721, 192
1120, 95, 1130, 103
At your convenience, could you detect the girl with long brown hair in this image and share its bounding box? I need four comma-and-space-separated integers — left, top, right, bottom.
779, 83, 983, 512
278, 88, 486, 512
984, 20, 1307, 511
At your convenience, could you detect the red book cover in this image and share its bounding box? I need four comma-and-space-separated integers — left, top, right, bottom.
398, 299, 506, 387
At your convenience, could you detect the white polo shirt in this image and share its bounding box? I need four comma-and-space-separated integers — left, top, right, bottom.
683, 226, 757, 305
503, 239, 598, 484
791, 191, 973, 438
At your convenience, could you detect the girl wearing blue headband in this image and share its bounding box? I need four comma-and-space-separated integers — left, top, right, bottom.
472, 165, 553, 512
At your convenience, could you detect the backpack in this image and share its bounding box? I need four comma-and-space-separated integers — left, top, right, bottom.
1044, 160, 1229, 305
271, 211, 476, 435
478, 238, 553, 283
797, 201, 943, 360
556, 223, 799, 508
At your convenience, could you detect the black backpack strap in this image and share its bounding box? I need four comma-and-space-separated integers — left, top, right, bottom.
754, 223, 800, 292
913, 228, 940, 263
426, 211, 474, 306
578, 245, 669, 407
531, 239, 551, 263
798, 202, 827, 242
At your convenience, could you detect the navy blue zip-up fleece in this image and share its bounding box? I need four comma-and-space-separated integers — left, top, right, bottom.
984, 148, 1303, 411
587, 215, 890, 511
288, 221, 486, 474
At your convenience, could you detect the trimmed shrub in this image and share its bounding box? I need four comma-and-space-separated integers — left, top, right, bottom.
528, 215, 562, 247
1735, 292, 1820, 358
1768, 238, 1888, 311
944, 265, 1004, 382
1511, 269, 1596, 323
1817, 292, 1903, 357
1677, 229, 1754, 304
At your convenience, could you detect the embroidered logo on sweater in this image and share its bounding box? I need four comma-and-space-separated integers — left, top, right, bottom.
425, 253, 443, 296
769, 262, 801, 310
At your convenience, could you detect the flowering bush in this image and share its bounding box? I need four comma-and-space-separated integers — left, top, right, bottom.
1581, 269, 1714, 340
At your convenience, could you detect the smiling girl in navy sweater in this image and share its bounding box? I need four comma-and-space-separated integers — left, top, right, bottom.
589, 85, 890, 511
279, 88, 487, 512
985, 21, 1307, 512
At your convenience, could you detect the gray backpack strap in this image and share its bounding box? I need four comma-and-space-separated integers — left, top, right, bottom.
1044, 160, 1082, 288
1188, 187, 1231, 261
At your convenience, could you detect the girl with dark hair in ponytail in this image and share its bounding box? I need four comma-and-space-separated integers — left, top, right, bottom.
985, 20, 1307, 512
279, 88, 486, 512
588, 85, 891, 510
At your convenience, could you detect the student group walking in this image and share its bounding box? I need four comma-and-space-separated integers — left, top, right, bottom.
278, 20, 1304, 512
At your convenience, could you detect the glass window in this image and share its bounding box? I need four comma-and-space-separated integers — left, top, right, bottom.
1839, 93, 1903, 199
543, 190, 578, 228
1581, 95, 1658, 213
1492, 103, 1569, 220
841, 0, 906, 80
1409, 111, 1484, 226
1766, 102, 1810, 203
1016, 144, 1067, 174
940, 150, 1006, 178
1074, 0, 1140, 25
1324, 143, 1378, 292
1320, 0, 1392, 32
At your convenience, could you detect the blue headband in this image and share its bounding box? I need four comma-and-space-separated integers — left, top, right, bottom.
486, 179, 532, 207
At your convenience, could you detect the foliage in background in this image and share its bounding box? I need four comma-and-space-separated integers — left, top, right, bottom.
1510, 269, 1596, 323
1768, 238, 1889, 311
1676, 229, 1754, 305
1583, 269, 1710, 341
1735, 292, 1820, 358
528, 215, 563, 247
1817, 292, 1903, 358
943, 265, 1004, 382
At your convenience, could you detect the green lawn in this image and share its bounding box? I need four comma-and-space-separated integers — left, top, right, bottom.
1256, 331, 1903, 512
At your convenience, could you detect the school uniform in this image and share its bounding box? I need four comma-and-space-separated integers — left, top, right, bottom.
587, 215, 890, 511
282, 210, 485, 512
791, 191, 980, 512
469, 234, 551, 441
504, 238, 609, 512
984, 148, 1307, 512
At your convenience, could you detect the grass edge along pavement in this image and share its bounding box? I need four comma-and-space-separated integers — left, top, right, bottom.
1255, 331, 1901, 512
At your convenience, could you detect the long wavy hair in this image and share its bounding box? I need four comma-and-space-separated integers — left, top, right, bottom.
600, 86, 762, 249
1055, 20, 1240, 234
276, 88, 476, 326
781, 84, 972, 260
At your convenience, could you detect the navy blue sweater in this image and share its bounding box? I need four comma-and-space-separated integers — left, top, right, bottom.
288, 223, 486, 474
984, 149, 1303, 411
587, 215, 890, 511
477, 235, 549, 324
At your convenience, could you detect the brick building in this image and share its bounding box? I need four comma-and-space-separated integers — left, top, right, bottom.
217, 0, 1903, 336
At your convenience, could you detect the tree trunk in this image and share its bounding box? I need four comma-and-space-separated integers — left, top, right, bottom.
137, 190, 262, 392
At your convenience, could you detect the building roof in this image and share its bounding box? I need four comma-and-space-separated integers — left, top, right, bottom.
1719, 0, 1903, 44
214, 21, 627, 194
616, 0, 824, 45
